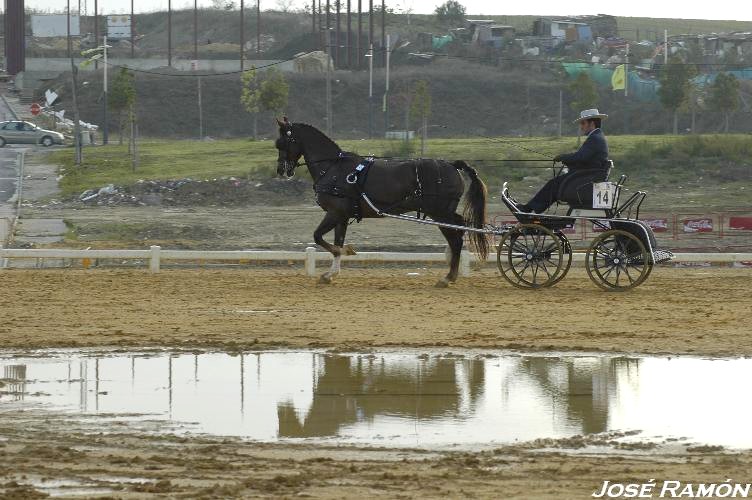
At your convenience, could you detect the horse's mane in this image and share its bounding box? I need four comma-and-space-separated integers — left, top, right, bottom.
293, 123, 342, 152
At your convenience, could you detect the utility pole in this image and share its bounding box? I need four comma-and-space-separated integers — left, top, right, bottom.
257, 0, 261, 56
326, 29, 333, 136
240, 0, 245, 70
93, 0, 98, 69
346, 0, 351, 68
403, 79, 410, 149
67, 0, 82, 165
368, 43, 373, 138
381, 0, 385, 66
168, 0, 172, 67
198, 77, 203, 139
624, 43, 630, 135
383, 33, 390, 133
526, 82, 532, 137
130, 0, 135, 58
194, 0, 198, 61
103, 35, 109, 145
558, 89, 563, 137
368, 0, 373, 59
318, 0, 323, 48
664, 29, 668, 64
335, 0, 340, 67
312, 0, 316, 36
357, 0, 362, 69
625, 43, 629, 98
326, 1, 331, 32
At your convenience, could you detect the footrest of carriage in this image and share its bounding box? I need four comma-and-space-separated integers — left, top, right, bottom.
652, 249, 675, 264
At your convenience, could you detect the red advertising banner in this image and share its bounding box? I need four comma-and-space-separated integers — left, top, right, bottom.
559, 220, 578, 235
683, 218, 714, 233
729, 217, 752, 231
642, 218, 669, 233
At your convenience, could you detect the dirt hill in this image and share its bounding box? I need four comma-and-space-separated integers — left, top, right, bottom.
48, 59, 752, 139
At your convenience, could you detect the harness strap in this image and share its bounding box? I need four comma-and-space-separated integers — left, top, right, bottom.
415, 162, 424, 219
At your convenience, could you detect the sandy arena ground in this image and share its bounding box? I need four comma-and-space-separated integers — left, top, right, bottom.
2, 407, 752, 499
2, 266, 752, 498
0, 267, 750, 356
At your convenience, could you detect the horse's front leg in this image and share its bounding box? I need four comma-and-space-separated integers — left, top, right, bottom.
314, 212, 346, 284
335, 223, 357, 257
436, 214, 465, 288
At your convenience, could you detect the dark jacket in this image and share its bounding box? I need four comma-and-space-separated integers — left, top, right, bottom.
558, 128, 609, 171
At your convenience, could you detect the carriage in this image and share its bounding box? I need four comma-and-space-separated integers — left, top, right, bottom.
358, 160, 674, 291
274, 119, 673, 291
494, 162, 675, 291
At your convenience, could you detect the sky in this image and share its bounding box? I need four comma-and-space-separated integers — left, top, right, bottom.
19, 0, 752, 21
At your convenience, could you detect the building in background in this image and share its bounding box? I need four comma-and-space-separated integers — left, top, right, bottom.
31, 14, 80, 37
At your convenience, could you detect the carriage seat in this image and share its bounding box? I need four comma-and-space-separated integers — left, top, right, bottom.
557, 160, 613, 211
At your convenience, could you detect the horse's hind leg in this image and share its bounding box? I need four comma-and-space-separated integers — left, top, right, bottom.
436, 213, 465, 288
314, 212, 346, 284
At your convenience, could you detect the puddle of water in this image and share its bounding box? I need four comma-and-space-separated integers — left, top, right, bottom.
1, 350, 751, 449
9, 475, 116, 498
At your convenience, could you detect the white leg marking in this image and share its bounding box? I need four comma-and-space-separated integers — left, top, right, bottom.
329, 255, 341, 276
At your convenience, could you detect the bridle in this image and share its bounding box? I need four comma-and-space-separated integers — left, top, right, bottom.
278, 127, 302, 177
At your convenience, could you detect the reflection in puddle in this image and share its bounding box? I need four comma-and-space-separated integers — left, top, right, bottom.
1, 350, 750, 448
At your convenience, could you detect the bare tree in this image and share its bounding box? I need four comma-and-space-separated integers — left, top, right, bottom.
275, 0, 296, 12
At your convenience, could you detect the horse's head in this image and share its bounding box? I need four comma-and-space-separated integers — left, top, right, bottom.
274, 117, 303, 178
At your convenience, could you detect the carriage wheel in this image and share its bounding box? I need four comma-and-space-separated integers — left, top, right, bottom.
548, 231, 573, 286
497, 224, 564, 289
586, 230, 650, 292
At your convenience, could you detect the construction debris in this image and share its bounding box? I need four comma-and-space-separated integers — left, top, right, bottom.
75, 177, 311, 207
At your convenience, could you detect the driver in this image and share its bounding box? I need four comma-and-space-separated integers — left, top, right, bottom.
518, 109, 610, 214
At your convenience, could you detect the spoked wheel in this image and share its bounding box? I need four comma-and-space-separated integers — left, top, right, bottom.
586, 230, 650, 291
548, 231, 573, 287
497, 224, 564, 289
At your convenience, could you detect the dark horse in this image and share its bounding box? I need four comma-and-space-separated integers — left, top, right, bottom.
274, 118, 489, 287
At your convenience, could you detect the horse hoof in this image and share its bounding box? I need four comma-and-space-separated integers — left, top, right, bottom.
434, 279, 450, 289
318, 274, 333, 285
343, 245, 358, 256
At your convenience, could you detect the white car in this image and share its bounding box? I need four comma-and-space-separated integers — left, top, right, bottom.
0, 120, 65, 147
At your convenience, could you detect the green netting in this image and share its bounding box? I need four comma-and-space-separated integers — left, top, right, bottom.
563, 63, 752, 103
432, 35, 453, 51
564, 63, 658, 102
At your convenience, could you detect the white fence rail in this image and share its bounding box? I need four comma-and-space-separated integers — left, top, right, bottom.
1, 246, 751, 275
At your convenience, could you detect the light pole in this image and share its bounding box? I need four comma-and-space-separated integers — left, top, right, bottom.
326, 28, 333, 136
103, 35, 109, 144
168, 0, 172, 67
383, 33, 390, 134
67, 0, 83, 164
366, 43, 374, 138
416, 124, 441, 156
82, 38, 111, 144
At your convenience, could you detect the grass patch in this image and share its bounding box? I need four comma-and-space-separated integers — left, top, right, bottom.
51, 134, 751, 207
52, 138, 278, 197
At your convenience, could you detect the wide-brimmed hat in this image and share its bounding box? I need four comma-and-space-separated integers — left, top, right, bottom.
573, 108, 608, 124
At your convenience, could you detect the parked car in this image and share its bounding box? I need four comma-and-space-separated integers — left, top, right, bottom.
0, 121, 65, 147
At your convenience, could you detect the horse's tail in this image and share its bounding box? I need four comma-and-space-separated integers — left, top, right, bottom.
453, 160, 489, 261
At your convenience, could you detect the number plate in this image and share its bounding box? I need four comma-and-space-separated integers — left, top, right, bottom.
592, 182, 616, 209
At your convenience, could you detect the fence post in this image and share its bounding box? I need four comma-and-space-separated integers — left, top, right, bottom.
150, 245, 161, 273
305, 246, 317, 276
460, 250, 471, 277
0, 218, 8, 247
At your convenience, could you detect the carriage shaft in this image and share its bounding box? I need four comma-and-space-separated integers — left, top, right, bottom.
360, 193, 503, 235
